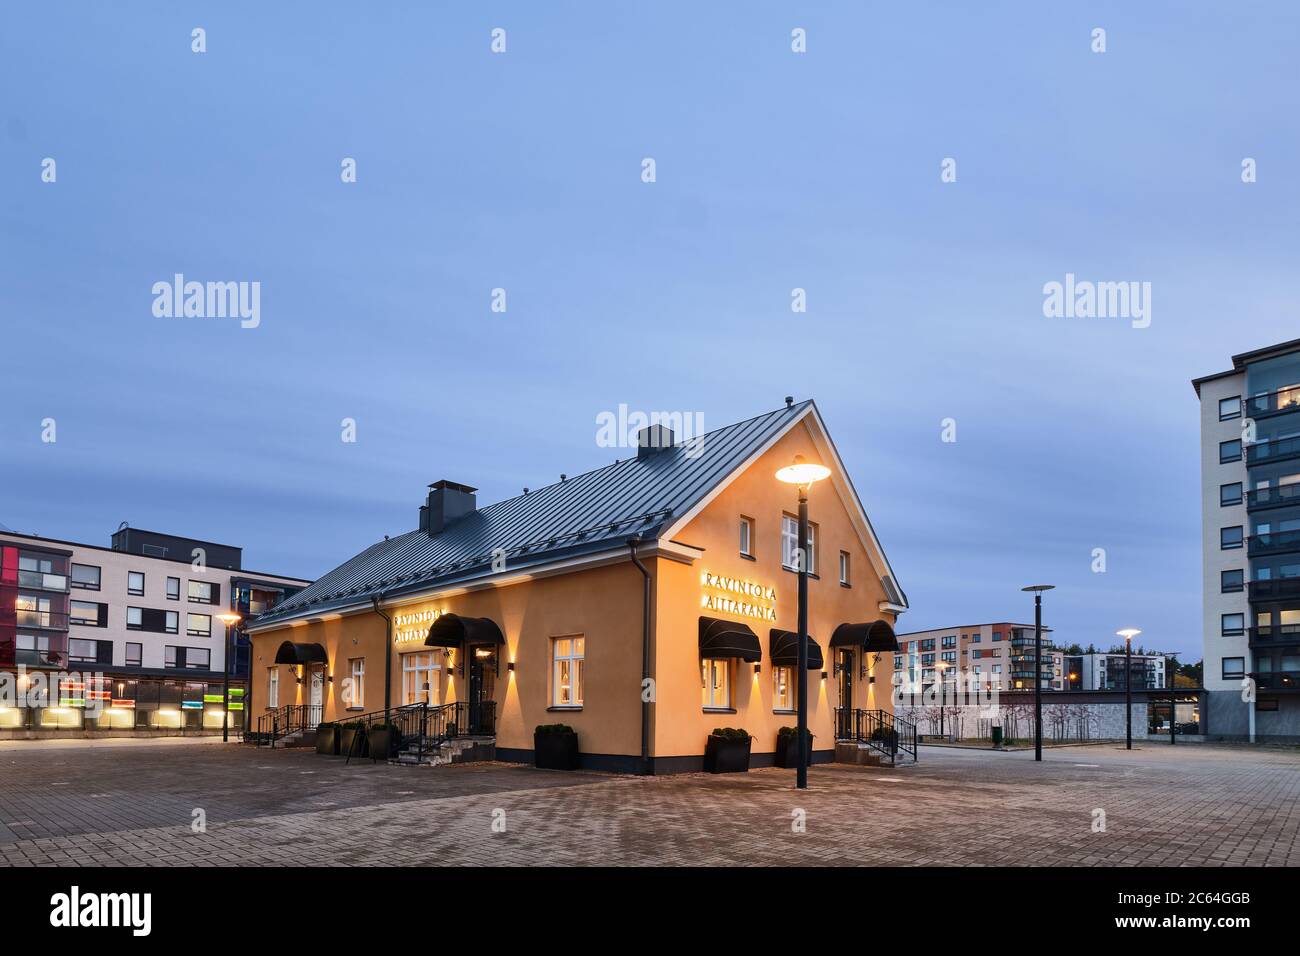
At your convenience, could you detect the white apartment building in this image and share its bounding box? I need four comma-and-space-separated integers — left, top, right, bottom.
896, 622, 1064, 693
1063, 652, 1167, 691
1, 525, 307, 735
1194, 338, 1300, 740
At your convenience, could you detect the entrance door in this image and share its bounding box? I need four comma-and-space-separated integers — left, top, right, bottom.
468, 646, 497, 734
837, 649, 854, 737
309, 668, 324, 724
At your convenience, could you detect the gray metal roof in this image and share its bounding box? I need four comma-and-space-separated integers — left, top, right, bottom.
251, 402, 813, 628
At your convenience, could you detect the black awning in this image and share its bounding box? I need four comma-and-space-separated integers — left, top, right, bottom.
768, 629, 824, 670
426, 613, 506, 649
273, 641, 328, 665
830, 620, 899, 653
699, 617, 762, 663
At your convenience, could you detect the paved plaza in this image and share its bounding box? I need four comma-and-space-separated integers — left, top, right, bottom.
1, 738, 1298, 866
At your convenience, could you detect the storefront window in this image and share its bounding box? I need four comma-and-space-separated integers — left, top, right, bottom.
401, 653, 440, 706
773, 664, 794, 711
702, 657, 731, 709
552, 637, 584, 707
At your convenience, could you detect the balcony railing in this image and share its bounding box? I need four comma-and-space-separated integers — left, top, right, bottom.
16, 570, 69, 592
1246, 483, 1300, 512
12, 609, 69, 630
1249, 578, 1300, 601
1249, 528, 1300, 557
1252, 671, 1300, 691
1244, 387, 1300, 420
1247, 436, 1300, 467
1249, 623, 1300, 644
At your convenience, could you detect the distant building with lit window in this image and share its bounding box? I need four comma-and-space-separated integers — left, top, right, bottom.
896, 623, 1064, 692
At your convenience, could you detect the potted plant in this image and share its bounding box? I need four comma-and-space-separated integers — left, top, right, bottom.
534, 723, 580, 770
315, 722, 339, 755
704, 727, 752, 773
367, 722, 401, 761
869, 725, 899, 753
339, 720, 368, 759
774, 726, 814, 768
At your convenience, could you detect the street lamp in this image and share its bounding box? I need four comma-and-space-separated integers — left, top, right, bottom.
1022, 585, 1055, 762
776, 454, 831, 790
1117, 628, 1141, 751
1168, 654, 1176, 746
218, 612, 242, 742
935, 660, 947, 739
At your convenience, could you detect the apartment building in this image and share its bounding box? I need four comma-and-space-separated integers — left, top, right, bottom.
0, 525, 307, 736
895, 623, 1064, 693
1194, 338, 1300, 740
1063, 652, 1167, 691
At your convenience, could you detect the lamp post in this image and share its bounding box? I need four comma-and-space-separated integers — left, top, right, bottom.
776, 454, 831, 790
217, 612, 242, 743
1022, 585, 1054, 762
1117, 628, 1141, 750
936, 660, 947, 739
1168, 654, 1176, 746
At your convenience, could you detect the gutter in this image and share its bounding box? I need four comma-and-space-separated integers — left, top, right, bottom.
627, 536, 652, 776
370, 590, 394, 721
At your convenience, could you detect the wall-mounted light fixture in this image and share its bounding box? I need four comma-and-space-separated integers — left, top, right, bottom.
507, 661, 515, 672
868, 675, 876, 684
820, 671, 828, 681
753, 664, 761, 675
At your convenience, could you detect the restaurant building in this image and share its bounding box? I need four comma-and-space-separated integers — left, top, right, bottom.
245, 400, 908, 772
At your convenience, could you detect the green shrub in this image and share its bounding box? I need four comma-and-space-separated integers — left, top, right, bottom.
778, 726, 813, 740
711, 727, 751, 740
535, 723, 576, 735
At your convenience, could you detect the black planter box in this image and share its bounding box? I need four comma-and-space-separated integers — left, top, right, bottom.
339, 725, 368, 759
534, 730, 580, 770
703, 735, 752, 773
774, 732, 814, 769
315, 724, 339, 755
368, 727, 400, 761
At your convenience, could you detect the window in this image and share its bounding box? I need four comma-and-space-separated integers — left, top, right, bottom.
1219, 396, 1241, 421
127, 571, 145, 596
921, 653, 935, 667
920, 638, 935, 652
1221, 614, 1245, 637
702, 657, 730, 709
941, 650, 957, 664
165, 610, 179, 634
401, 652, 440, 705
1221, 657, 1245, 679
1221, 569, 1245, 593
70, 563, 101, 590
780, 515, 817, 574
68, 639, 110, 665
941, 635, 957, 649
992, 664, 1002, 674
839, 551, 850, 586
348, 658, 365, 709
969, 632, 981, 643
69, 600, 100, 626
188, 580, 215, 604
1221, 526, 1244, 550
773, 664, 794, 711
552, 637, 585, 707
992, 631, 1003, 641
894, 655, 904, 670
166, 646, 210, 670
739, 516, 754, 558
267, 668, 280, 707
187, 613, 212, 637
1220, 482, 1243, 506
125, 642, 142, 667
1220, 439, 1242, 463
166, 577, 180, 600
126, 606, 143, 630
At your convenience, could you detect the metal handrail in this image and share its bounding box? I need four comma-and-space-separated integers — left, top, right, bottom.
833, 707, 917, 764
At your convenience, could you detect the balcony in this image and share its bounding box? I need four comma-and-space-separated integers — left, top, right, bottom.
12, 609, 69, 630
1249, 624, 1300, 645
1249, 578, 1300, 601
1244, 387, 1300, 420
1247, 436, 1300, 468
1249, 529, 1300, 557
1252, 671, 1300, 691
1246, 483, 1300, 513
16, 569, 69, 592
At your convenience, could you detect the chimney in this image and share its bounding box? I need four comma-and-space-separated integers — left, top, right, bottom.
425, 480, 477, 535
637, 423, 675, 459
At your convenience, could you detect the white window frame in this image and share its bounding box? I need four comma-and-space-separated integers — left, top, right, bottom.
781, 515, 817, 573
349, 657, 365, 709
401, 652, 441, 706
739, 516, 754, 557
551, 636, 585, 708
839, 550, 850, 586
267, 667, 279, 708
702, 657, 731, 710
772, 664, 794, 711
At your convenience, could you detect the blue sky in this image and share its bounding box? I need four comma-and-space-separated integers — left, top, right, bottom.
3, 2, 1299, 660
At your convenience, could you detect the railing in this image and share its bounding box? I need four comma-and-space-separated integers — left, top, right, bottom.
1249, 528, 1300, 557
1252, 671, 1300, 690
1246, 483, 1300, 512
1244, 387, 1300, 419
336, 699, 497, 764
12, 609, 69, 630
834, 707, 917, 764
1249, 623, 1300, 644
17, 570, 68, 592
254, 703, 322, 748
1247, 436, 1300, 466
1248, 578, 1300, 601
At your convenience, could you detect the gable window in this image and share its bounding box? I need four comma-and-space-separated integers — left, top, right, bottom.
773, 664, 794, 711
1220, 439, 1242, 463
551, 637, 584, 708
839, 550, 850, 586
739, 516, 754, 558
780, 515, 817, 574
267, 668, 280, 708
187, 613, 212, 638
1220, 482, 1243, 506
1219, 396, 1241, 421
166, 577, 181, 601
70, 563, 101, 590
702, 657, 731, 710
127, 571, 145, 596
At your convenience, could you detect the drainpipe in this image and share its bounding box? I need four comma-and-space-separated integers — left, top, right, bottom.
371, 591, 393, 722
628, 537, 652, 776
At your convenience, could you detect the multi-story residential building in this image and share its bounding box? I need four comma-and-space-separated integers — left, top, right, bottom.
0, 526, 307, 736
1195, 338, 1300, 740
895, 623, 1064, 693
1063, 652, 1167, 691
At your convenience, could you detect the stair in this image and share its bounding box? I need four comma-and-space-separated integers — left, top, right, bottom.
834, 742, 883, 767
393, 735, 495, 767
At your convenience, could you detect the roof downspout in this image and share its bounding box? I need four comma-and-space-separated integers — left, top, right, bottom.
371, 591, 393, 722
628, 536, 652, 776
